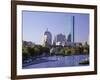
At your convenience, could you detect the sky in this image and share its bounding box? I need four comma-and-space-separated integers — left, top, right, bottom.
22, 11, 89, 45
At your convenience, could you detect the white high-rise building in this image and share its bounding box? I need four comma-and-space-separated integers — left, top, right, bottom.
43, 29, 52, 46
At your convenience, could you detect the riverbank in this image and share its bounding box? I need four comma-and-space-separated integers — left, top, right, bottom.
79, 60, 89, 65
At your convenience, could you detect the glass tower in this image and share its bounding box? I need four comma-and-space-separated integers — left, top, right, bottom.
71, 16, 75, 43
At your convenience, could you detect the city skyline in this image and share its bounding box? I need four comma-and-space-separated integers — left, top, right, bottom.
22, 11, 89, 44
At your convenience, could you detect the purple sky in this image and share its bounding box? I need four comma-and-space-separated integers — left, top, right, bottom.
22, 11, 89, 44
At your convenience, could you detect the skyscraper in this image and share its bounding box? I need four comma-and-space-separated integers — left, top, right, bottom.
43, 29, 52, 46
53, 33, 66, 46
67, 33, 71, 42
71, 16, 75, 43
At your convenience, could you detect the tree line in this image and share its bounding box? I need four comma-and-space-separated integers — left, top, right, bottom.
22, 42, 89, 62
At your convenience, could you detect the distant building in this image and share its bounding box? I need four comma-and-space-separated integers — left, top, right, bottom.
71, 16, 75, 42
43, 16, 75, 47
67, 33, 71, 42
43, 29, 52, 46
66, 16, 75, 47
53, 33, 66, 46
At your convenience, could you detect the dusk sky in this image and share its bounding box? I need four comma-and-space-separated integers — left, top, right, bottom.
22, 11, 89, 44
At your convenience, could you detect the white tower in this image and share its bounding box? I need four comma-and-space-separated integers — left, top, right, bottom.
43, 28, 52, 46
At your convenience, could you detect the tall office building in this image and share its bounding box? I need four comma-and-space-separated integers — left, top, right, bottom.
71, 16, 75, 43
53, 33, 66, 46
43, 29, 52, 46
67, 33, 71, 42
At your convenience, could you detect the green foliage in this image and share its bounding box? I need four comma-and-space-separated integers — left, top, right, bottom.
50, 48, 56, 55
42, 46, 50, 53
58, 48, 71, 56
37, 45, 43, 55
27, 47, 35, 56
59, 48, 65, 56
34, 47, 40, 55
22, 46, 30, 60
22, 41, 89, 60
65, 48, 71, 55
83, 42, 89, 54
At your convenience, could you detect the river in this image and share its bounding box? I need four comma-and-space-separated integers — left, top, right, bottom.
23, 54, 89, 69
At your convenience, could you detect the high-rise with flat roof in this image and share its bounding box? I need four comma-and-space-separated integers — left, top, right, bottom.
71, 16, 75, 43
53, 33, 66, 46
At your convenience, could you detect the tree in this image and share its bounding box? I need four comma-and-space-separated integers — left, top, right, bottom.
50, 47, 55, 55
34, 45, 42, 55
34, 47, 40, 55
59, 48, 65, 56
22, 46, 30, 61
65, 48, 71, 55
71, 48, 76, 55
42, 46, 50, 54
27, 47, 35, 56
83, 42, 89, 54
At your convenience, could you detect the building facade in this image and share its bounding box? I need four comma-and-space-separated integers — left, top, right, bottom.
53, 33, 67, 46
43, 29, 52, 46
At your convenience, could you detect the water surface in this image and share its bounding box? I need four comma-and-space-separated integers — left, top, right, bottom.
23, 54, 89, 69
